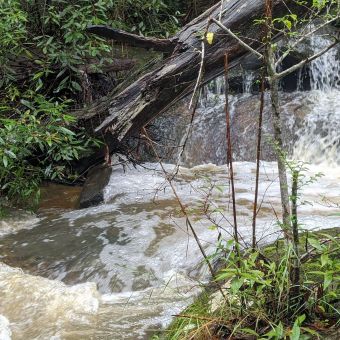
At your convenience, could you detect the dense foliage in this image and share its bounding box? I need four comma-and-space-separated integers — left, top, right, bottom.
0, 0, 189, 209
164, 231, 340, 339
0, 95, 99, 208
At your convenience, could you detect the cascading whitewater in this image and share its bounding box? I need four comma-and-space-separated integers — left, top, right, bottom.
243, 70, 255, 94
183, 30, 340, 166
292, 90, 340, 166
0, 27, 339, 340
309, 32, 340, 91
293, 32, 340, 165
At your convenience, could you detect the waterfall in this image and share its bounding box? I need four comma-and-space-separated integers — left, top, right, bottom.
199, 76, 225, 107
1, 32, 339, 340
243, 70, 254, 94
293, 33, 340, 166
180, 30, 340, 167
296, 67, 305, 91
309, 33, 340, 91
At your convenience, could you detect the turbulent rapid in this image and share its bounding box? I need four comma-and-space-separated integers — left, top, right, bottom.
1, 160, 339, 339
0, 34, 339, 339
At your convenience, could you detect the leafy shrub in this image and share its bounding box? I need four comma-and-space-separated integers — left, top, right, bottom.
0, 94, 99, 208
1, 0, 183, 98
0, 0, 185, 208
165, 234, 339, 339
110, 0, 182, 37
0, 0, 27, 87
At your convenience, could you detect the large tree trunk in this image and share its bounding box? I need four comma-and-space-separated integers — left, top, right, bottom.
80, 0, 311, 141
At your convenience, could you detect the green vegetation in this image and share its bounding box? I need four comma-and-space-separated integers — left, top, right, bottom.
0, 94, 99, 208
0, 0, 187, 209
162, 229, 339, 339
154, 1, 340, 338
0, 0, 250, 208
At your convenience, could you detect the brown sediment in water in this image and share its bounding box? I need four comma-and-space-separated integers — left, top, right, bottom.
39, 183, 82, 210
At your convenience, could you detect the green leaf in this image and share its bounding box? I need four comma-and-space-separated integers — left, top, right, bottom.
263, 322, 284, 339
284, 19, 292, 30
5, 150, 16, 159
290, 315, 306, 340
59, 126, 75, 136
231, 277, 244, 293
216, 185, 224, 193
324, 272, 333, 289
289, 325, 301, 340
216, 268, 238, 281
240, 328, 258, 336
308, 238, 323, 251
301, 327, 318, 337
20, 99, 34, 110
2, 155, 8, 168
320, 253, 329, 267
71, 81, 82, 92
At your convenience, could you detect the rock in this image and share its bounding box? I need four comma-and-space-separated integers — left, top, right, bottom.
79, 153, 130, 208
126, 98, 192, 163
135, 90, 315, 166
231, 91, 312, 162
79, 165, 112, 208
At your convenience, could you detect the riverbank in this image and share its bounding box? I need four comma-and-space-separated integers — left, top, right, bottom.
161, 228, 340, 339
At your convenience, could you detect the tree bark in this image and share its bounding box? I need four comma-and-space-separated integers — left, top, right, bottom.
81, 0, 311, 141
266, 33, 292, 239
268, 75, 292, 239
87, 26, 177, 53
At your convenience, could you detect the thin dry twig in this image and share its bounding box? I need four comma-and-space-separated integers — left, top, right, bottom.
224, 53, 240, 255
212, 18, 264, 60
252, 74, 265, 250
141, 127, 227, 299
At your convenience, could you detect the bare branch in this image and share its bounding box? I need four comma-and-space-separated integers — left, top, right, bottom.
141, 127, 227, 299
275, 39, 339, 79
87, 25, 176, 52
219, 0, 225, 22
275, 15, 340, 68
211, 18, 264, 60
189, 41, 205, 109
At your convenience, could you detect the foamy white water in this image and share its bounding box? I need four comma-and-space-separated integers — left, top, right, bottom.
0, 31, 339, 339
0, 315, 11, 340
0, 160, 339, 339
0, 210, 39, 237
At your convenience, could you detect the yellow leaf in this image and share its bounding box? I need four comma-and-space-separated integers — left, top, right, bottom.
206, 32, 214, 45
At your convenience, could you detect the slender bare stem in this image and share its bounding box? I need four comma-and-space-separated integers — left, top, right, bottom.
189, 40, 205, 109
290, 170, 300, 302
218, 0, 225, 22
212, 18, 264, 60
252, 75, 265, 250
224, 53, 240, 258
142, 127, 227, 298
275, 16, 340, 67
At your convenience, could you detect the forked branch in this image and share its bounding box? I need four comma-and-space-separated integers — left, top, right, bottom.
275, 15, 340, 67
211, 18, 264, 60
276, 39, 339, 79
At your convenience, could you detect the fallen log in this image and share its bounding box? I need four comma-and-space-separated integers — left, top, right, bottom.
78, 58, 136, 74
84, 0, 312, 141
5, 56, 136, 84
87, 26, 177, 53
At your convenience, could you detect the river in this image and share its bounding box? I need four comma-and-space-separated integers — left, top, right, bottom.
0, 34, 339, 339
